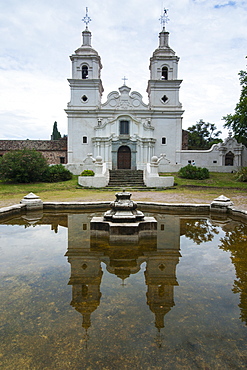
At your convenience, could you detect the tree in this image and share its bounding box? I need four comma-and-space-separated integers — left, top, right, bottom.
180, 219, 219, 245
187, 119, 222, 150
223, 66, 247, 147
51, 121, 61, 140
219, 223, 247, 325
0, 148, 49, 183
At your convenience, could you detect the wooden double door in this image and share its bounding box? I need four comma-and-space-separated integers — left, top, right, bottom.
117, 146, 131, 169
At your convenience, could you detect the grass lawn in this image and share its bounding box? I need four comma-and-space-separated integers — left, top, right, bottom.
0, 176, 117, 206
161, 172, 247, 189
0, 172, 246, 209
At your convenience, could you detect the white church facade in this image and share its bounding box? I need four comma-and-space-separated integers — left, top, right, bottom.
65, 18, 247, 187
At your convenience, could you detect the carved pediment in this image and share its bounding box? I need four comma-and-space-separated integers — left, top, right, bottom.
219, 135, 244, 151
102, 85, 148, 110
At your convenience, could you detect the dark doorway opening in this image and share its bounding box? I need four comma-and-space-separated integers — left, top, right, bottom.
117, 146, 131, 169
225, 151, 234, 166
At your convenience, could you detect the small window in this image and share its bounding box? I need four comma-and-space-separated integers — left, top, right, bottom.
119, 120, 129, 135
213, 160, 217, 164
81, 95, 88, 102
158, 264, 165, 271
161, 95, 168, 103
162, 66, 168, 80
60, 157, 65, 164
82, 65, 88, 79
82, 136, 87, 144
160, 224, 164, 231
162, 137, 166, 145
188, 160, 191, 164
83, 224, 87, 230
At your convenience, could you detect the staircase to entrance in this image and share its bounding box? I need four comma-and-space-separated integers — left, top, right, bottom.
107, 170, 146, 188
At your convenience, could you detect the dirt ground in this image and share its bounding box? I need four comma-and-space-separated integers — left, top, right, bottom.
131, 191, 247, 211
1, 189, 246, 211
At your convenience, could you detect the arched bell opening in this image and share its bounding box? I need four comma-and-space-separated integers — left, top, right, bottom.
161, 66, 168, 80
82, 65, 89, 79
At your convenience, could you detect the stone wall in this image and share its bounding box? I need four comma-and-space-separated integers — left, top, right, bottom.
0, 138, 67, 164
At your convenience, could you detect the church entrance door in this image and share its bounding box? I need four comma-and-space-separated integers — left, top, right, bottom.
117, 146, 131, 169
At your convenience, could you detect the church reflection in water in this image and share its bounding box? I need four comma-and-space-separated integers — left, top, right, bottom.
1, 208, 246, 368
65, 214, 182, 333
11, 209, 246, 333
2, 205, 245, 344
63, 212, 247, 336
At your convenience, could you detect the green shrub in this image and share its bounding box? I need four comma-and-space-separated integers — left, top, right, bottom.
0, 149, 49, 183
80, 169, 95, 176
178, 164, 210, 180
45, 164, 73, 182
235, 167, 247, 182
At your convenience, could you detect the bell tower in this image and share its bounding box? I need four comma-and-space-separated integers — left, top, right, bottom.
67, 8, 104, 109
66, 8, 104, 167
146, 9, 184, 166
147, 9, 182, 109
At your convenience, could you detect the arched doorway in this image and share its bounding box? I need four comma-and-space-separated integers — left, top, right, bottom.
117, 146, 131, 169
225, 151, 234, 166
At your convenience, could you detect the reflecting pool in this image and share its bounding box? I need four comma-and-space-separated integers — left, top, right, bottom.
0, 211, 247, 369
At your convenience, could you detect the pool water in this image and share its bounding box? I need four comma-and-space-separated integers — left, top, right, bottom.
0, 211, 246, 369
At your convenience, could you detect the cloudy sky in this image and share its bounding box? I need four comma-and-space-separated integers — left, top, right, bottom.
0, 0, 246, 140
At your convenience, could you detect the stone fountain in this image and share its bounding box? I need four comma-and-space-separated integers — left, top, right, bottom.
90, 190, 157, 245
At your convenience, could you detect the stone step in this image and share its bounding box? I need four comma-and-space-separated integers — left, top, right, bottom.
109, 178, 144, 182
109, 179, 144, 183
107, 170, 146, 188
109, 177, 144, 181
108, 179, 144, 183
107, 183, 145, 186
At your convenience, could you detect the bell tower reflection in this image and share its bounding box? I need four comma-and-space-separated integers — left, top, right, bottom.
67, 257, 103, 331
65, 213, 181, 335
145, 215, 181, 331
65, 214, 103, 330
